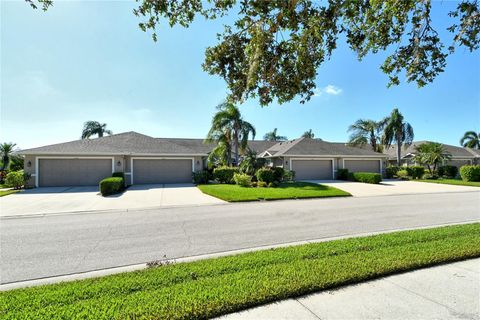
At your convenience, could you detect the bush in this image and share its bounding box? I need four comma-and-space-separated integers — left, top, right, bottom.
459, 165, 480, 182
193, 170, 209, 184
213, 166, 239, 184
351, 172, 382, 184
251, 181, 257, 187
437, 165, 458, 178
99, 177, 124, 196
337, 168, 349, 180
112, 172, 125, 179
257, 181, 267, 188
5, 170, 28, 189
406, 166, 425, 179
271, 167, 285, 182
256, 168, 275, 184
396, 169, 409, 180
282, 170, 295, 181
422, 173, 438, 180
385, 166, 400, 179
233, 173, 252, 187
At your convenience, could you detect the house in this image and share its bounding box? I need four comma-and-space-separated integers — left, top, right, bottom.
384, 141, 479, 167
19, 132, 387, 188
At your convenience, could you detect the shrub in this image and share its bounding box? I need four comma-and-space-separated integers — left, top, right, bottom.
271, 167, 285, 182
256, 168, 275, 184
257, 181, 267, 188
5, 170, 28, 189
213, 166, 239, 184
422, 173, 438, 180
192, 170, 209, 184
396, 169, 409, 180
406, 166, 425, 179
282, 170, 295, 181
337, 168, 349, 180
233, 173, 252, 187
351, 172, 382, 184
99, 177, 124, 196
437, 165, 458, 178
112, 172, 125, 179
385, 166, 400, 178
459, 165, 480, 182
251, 181, 258, 187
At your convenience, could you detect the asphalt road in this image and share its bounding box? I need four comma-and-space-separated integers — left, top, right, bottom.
1, 191, 479, 284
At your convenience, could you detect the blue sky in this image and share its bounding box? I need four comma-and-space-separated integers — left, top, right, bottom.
1, 1, 479, 149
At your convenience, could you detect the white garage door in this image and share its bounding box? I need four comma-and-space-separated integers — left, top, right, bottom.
344, 160, 381, 173
133, 159, 192, 184
39, 159, 112, 187
292, 160, 333, 180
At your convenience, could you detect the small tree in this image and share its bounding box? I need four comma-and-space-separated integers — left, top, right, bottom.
460, 131, 480, 149
263, 128, 287, 141
382, 108, 414, 165
414, 142, 451, 175
302, 129, 315, 139
0, 142, 17, 171
81, 121, 112, 139
239, 148, 265, 176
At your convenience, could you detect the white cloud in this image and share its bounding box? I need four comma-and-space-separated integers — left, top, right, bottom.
314, 84, 343, 96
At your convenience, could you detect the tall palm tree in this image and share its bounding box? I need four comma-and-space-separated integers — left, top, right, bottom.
414, 142, 451, 174
0, 142, 17, 171
263, 128, 287, 141
206, 102, 256, 166
460, 131, 480, 149
205, 129, 232, 166
81, 121, 112, 139
302, 129, 315, 139
347, 119, 384, 152
382, 108, 414, 166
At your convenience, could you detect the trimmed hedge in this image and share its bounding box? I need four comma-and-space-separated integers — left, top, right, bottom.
256, 168, 275, 184
193, 170, 210, 184
283, 170, 295, 181
112, 172, 125, 179
233, 173, 252, 187
99, 177, 124, 196
336, 168, 349, 180
406, 166, 425, 179
438, 165, 458, 178
271, 167, 285, 182
351, 172, 382, 184
213, 166, 239, 184
460, 165, 480, 182
385, 166, 400, 178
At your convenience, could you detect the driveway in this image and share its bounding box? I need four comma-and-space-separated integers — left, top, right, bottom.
0, 184, 225, 217
311, 180, 479, 197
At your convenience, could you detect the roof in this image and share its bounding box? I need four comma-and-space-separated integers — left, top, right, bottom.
263, 137, 386, 157
384, 141, 477, 160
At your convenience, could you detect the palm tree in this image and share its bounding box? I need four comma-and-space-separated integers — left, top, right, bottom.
239, 148, 266, 175
81, 121, 113, 139
347, 119, 384, 152
460, 131, 480, 149
0, 142, 17, 171
206, 102, 256, 166
382, 108, 414, 166
302, 129, 315, 139
414, 142, 451, 174
205, 129, 232, 166
263, 128, 287, 141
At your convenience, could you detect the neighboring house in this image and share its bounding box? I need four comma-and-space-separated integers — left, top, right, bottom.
260, 137, 387, 180
384, 141, 479, 167
19, 132, 386, 188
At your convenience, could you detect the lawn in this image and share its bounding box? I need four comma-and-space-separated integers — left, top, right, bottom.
416, 179, 480, 187
197, 181, 351, 201
0, 189, 19, 197
1, 223, 479, 320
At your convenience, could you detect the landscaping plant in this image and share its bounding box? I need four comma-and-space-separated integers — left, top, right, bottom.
396, 169, 409, 180
437, 165, 458, 178
193, 170, 210, 184
413, 142, 451, 175
336, 168, 349, 180
213, 166, 239, 184
99, 177, 124, 196
271, 167, 285, 182
256, 168, 275, 184
385, 166, 400, 178
282, 170, 295, 182
351, 172, 382, 184
4, 170, 28, 189
406, 166, 425, 179
233, 173, 252, 187
459, 165, 480, 182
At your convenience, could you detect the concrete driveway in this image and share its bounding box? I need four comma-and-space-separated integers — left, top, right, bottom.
311, 179, 479, 197
0, 184, 224, 217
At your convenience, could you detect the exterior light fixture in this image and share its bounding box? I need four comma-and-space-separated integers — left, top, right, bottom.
117, 161, 121, 167
27, 161, 32, 167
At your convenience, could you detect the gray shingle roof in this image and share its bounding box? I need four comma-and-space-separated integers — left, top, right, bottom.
384, 141, 476, 160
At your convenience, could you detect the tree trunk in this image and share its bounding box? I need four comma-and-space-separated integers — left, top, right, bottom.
396, 140, 402, 166
234, 129, 239, 167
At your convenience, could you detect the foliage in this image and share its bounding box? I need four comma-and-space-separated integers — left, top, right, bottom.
406, 166, 426, 180
422, 173, 438, 180
347, 119, 385, 152
336, 168, 349, 180
99, 177, 124, 196
459, 165, 480, 182
460, 131, 480, 149
416, 178, 480, 187
5, 170, 29, 189
437, 165, 458, 178
282, 170, 295, 182
0, 189, 20, 197
2, 223, 478, 320
8, 155, 24, 172
382, 108, 414, 165
385, 166, 400, 178
213, 166, 239, 184
257, 181, 267, 188
302, 129, 315, 139
271, 167, 285, 182
263, 128, 287, 141
193, 170, 210, 185
351, 172, 382, 184
233, 173, 252, 187
0, 142, 17, 171
396, 169, 409, 180
239, 148, 265, 175
255, 168, 275, 184
413, 142, 451, 174
112, 172, 125, 179
81, 121, 112, 139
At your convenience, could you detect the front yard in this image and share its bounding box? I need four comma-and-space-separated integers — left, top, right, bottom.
198, 181, 351, 201
0, 189, 20, 197
1, 223, 479, 320
416, 179, 480, 187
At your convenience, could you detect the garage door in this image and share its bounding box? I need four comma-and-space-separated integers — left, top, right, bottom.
133, 159, 192, 184
292, 160, 333, 180
39, 159, 112, 187
344, 160, 380, 173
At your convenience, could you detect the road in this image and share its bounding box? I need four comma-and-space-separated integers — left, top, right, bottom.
1, 191, 479, 284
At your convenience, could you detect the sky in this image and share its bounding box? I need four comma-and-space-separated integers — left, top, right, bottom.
1, 0, 479, 150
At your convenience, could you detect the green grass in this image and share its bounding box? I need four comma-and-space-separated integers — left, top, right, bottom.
1, 223, 479, 320
0, 189, 19, 197
416, 178, 480, 187
197, 181, 351, 201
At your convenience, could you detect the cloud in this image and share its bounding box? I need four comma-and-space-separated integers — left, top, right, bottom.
314, 84, 343, 96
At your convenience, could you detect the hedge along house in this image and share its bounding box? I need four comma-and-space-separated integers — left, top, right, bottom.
259, 137, 387, 180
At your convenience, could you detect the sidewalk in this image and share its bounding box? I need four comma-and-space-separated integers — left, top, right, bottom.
218, 258, 480, 320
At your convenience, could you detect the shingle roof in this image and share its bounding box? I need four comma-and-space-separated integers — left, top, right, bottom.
264, 137, 386, 157
384, 141, 476, 160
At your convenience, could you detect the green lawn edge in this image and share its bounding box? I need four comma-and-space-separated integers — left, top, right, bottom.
0, 190, 20, 197
1, 223, 479, 320
197, 181, 351, 202
415, 179, 480, 187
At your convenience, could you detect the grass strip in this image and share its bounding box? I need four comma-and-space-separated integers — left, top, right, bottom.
0, 190, 19, 197
1, 223, 479, 319
198, 181, 351, 202
416, 179, 480, 187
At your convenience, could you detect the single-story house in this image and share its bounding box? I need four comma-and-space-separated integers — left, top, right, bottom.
384, 141, 479, 167
19, 132, 387, 188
